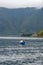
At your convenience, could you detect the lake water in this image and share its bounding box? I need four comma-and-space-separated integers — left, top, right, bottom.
0, 37, 43, 65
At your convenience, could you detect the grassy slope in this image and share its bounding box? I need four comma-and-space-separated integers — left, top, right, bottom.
0, 7, 43, 36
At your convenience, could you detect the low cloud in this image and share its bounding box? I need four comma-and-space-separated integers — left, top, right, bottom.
0, 0, 43, 8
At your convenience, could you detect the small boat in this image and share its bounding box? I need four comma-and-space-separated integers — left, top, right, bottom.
19, 39, 25, 45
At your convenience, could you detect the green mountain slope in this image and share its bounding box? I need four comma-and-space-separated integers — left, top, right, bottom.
0, 7, 43, 36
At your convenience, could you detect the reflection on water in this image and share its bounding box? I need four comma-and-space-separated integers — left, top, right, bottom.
0, 39, 43, 65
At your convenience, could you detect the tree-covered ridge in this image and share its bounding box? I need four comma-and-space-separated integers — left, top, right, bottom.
0, 7, 43, 36
37, 30, 43, 37
21, 30, 43, 37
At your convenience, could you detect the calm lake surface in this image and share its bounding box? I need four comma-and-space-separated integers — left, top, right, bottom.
0, 37, 43, 65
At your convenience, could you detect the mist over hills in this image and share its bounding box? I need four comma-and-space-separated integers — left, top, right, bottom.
0, 7, 43, 36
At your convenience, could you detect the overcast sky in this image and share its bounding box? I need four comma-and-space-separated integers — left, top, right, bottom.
0, 0, 43, 8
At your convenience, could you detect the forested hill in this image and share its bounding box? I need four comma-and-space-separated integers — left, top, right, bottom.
0, 7, 43, 36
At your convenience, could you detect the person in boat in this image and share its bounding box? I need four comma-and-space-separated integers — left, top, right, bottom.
19, 39, 25, 45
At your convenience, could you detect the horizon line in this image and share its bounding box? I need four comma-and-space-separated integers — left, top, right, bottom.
0, 6, 43, 9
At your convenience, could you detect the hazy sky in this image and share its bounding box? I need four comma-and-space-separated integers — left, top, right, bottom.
0, 0, 43, 8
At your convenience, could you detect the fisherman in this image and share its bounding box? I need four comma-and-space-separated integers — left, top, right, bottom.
19, 39, 25, 45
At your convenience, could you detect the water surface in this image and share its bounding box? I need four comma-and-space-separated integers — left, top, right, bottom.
0, 38, 43, 65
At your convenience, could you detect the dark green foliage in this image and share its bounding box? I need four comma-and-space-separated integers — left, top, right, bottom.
21, 33, 32, 37
0, 7, 43, 36
38, 30, 43, 37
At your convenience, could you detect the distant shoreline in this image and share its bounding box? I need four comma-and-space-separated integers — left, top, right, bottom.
0, 37, 43, 40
